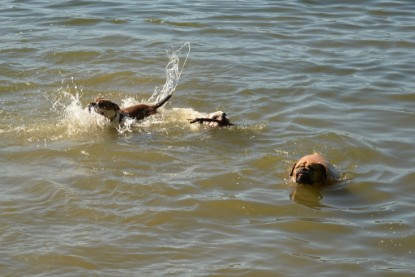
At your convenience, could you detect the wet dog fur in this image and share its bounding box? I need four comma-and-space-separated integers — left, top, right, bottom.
188, 111, 234, 127
88, 94, 172, 123
290, 153, 339, 186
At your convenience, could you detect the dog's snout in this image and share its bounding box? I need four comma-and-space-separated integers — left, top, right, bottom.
298, 167, 309, 174
296, 167, 312, 184
87, 102, 96, 113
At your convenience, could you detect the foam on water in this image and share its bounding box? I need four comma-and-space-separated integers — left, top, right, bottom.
60, 92, 111, 133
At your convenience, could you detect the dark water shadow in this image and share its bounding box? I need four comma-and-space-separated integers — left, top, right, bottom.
289, 181, 354, 209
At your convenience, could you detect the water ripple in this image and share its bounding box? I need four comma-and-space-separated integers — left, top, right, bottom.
1, 0, 415, 276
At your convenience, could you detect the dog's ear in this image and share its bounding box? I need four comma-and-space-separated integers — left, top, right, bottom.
289, 163, 297, 177
316, 164, 327, 180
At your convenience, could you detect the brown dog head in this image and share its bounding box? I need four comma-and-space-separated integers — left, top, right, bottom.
88, 98, 121, 122
289, 154, 336, 186
290, 161, 327, 185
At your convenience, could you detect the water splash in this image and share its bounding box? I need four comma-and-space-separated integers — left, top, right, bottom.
149, 42, 191, 104
54, 88, 111, 136
50, 42, 260, 136
117, 42, 191, 134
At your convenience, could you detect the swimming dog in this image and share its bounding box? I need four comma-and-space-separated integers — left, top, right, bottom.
88, 94, 172, 123
290, 153, 339, 186
188, 111, 234, 127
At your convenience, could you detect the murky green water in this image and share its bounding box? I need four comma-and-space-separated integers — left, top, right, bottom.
1, 1, 414, 276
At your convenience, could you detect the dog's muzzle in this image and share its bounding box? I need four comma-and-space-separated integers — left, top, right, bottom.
87, 102, 98, 113
87, 102, 106, 117
296, 168, 312, 185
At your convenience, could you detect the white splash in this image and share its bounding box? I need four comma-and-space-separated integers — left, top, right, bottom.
55, 90, 111, 136
53, 42, 191, 135
149, 42, 191, 104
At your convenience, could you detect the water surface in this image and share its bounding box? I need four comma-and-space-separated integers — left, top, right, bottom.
1, 0, 415, 276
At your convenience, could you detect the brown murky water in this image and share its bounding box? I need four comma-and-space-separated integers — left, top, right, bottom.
1, 1, 414, 276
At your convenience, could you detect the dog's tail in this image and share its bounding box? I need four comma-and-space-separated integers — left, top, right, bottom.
153, 94, 172, 109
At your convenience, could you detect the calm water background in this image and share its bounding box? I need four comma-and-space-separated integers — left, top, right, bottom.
1, 0, 415, 276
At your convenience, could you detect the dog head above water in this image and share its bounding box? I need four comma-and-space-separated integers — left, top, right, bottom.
188, 111, 234, 127
208, 111, 231, 126
289, 153, 339, 186
87, 98, 122, 122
